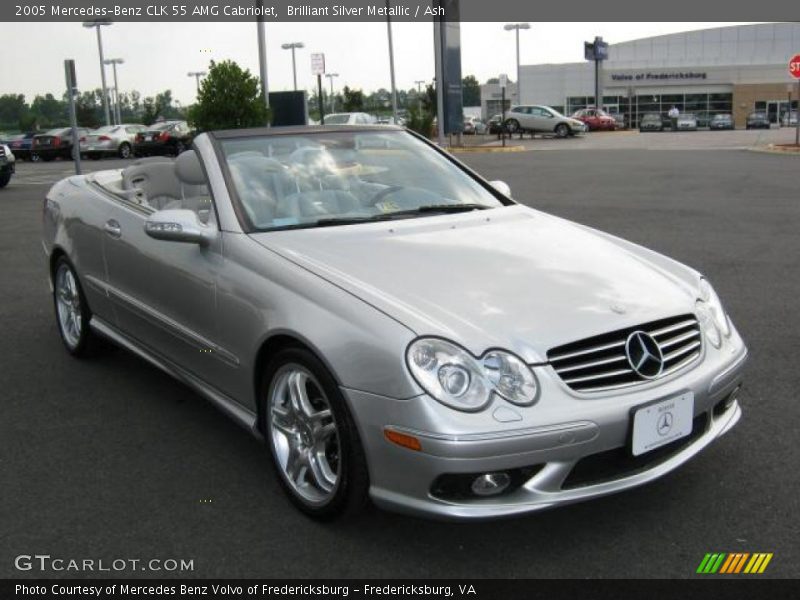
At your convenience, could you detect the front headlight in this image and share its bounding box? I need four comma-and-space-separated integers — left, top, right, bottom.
406, 338, 538, 412
698, 279, 731, 337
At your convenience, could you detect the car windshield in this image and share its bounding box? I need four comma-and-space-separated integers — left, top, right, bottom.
44, 128, 68, 136
325, 114, 352, 124
642, 114, 660, 121
713, 114, 731, 120
91, 125, 119, 133
680, 114, 696, 119
219, 130, 506, 232
749, 113, 766, 119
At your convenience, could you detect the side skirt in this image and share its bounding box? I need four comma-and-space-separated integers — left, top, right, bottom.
90, 316, 263, 441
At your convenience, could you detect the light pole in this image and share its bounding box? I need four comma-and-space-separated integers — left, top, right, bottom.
104, 58, 124, 125
415, 79, 426, 111
256, 2, 270, 122
83, 20, 113, 127
386, 0, 398, 124
325, 73, 339, 113
187, 71, 206, 95
504, 23, 530, 105
281, 42, 304, 91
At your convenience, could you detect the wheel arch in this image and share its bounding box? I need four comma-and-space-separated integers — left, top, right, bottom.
252, 331, 344, 434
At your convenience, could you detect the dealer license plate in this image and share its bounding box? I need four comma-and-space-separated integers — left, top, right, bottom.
631, 392, 694, 456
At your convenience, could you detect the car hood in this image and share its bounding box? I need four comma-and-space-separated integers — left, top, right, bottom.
250, 205, 699, 363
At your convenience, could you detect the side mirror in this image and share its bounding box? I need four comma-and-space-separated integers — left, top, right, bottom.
144, 209, 214, 246
489, 180, 512, 197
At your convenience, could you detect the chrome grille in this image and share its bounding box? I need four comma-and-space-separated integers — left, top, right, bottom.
547, 315, 702, 393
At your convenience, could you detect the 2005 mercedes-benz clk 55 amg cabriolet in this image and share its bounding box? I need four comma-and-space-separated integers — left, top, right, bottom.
42, 126, 747, 520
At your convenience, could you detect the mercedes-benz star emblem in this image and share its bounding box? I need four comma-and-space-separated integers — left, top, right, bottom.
625, 331, 665, 379
657, 411, 674, 436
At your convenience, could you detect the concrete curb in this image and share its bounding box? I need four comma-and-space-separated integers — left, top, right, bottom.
748, 144, 800, 155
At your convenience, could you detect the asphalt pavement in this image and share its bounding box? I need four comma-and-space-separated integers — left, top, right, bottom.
1, 139, 798, 578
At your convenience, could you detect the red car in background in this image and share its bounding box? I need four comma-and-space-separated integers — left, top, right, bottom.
571, 108, 617, 131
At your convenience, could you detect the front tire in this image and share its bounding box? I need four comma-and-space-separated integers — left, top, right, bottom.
53, 257, 98, 357
505, 119, 520, 134
555, 123, 570, 138
261, 347, 369, 520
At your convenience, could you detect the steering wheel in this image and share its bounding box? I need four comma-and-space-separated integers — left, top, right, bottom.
368, 185, 405, 207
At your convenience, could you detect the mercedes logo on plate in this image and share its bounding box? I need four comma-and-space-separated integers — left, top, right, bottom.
657, 411, 674, 436
625, 331, 665, 379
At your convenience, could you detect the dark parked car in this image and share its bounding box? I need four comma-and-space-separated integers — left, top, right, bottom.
4, 132, 38, 161
0, 144, 15, 187
32, 127, 90, 161
693, 111, 711, 128
487, 114, 507, 134
639, 113, 664, 132
710, 114, 734, 130
134, 121, 194, 157
745, 112, 770, 130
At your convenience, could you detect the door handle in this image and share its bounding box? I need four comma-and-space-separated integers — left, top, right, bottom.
104, 219, 122, 238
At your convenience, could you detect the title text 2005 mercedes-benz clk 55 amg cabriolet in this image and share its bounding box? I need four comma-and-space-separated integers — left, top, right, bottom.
42, 126, 747, 520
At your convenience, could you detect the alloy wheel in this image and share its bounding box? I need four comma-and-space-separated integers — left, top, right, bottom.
55, 264, 83, 349
268, 366, 341, 505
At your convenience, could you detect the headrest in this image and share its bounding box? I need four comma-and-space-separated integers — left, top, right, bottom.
174, 150, 206, 185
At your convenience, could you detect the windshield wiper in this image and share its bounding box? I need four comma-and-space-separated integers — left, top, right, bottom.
279, 204, 493, 230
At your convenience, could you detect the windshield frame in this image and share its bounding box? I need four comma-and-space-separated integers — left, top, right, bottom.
209, 126, 516, 234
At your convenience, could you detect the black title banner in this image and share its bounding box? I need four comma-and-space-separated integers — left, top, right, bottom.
3, 579, 800, 600
3, 0, 799, 22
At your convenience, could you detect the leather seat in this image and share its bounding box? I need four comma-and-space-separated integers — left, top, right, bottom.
228, 155, 294, 227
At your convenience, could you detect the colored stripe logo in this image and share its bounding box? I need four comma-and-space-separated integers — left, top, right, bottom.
696, 553, 773, 574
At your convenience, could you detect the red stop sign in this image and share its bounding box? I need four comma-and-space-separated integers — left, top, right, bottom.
790, 54, 800, 79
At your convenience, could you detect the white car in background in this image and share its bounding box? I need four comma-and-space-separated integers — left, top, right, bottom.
80, 124, 146, 159
324, 112, 377, 125
504, 105, 587, 138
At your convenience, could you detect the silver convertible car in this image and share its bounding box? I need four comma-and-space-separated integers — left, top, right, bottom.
42, 126, 747, 520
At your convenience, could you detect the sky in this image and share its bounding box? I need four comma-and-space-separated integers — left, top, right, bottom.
0, 22, 759, 105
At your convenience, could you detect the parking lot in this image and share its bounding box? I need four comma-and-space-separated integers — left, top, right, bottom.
1, 132, 798, 578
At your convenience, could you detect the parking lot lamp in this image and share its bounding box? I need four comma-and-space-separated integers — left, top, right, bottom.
503, 23, 530, 104
83, 20, 113, 127
104, 58, 124, 125
325, 73, 339, 113
281, 42, 305, 91
187, 71, 206, 95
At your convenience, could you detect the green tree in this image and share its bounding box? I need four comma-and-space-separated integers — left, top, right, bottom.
341, 86, 365, 112
462, 75, 480, 107
0, 94, 27, 129
30, 94, 66, 127
187, 60, 269, 131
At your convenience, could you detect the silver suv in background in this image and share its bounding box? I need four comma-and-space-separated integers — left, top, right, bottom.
504, 105, 587, 137
80, 124, 146, 159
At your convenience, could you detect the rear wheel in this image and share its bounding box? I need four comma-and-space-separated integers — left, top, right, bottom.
175, 141, 186, 155
30, 152, 40, 162
0, 173, 11, 188
505, 119, 520, 134
555, 123, 570, 138
262, 347, 369, 520
118, 143, 132, 159
53, 257, 98, 357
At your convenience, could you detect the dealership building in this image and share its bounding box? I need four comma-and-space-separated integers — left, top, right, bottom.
481, 23, 800, 128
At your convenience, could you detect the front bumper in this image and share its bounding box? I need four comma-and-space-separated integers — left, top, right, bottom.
345, 330, 748, 520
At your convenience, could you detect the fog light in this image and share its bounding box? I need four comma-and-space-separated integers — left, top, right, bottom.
470, 472, 511, 497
